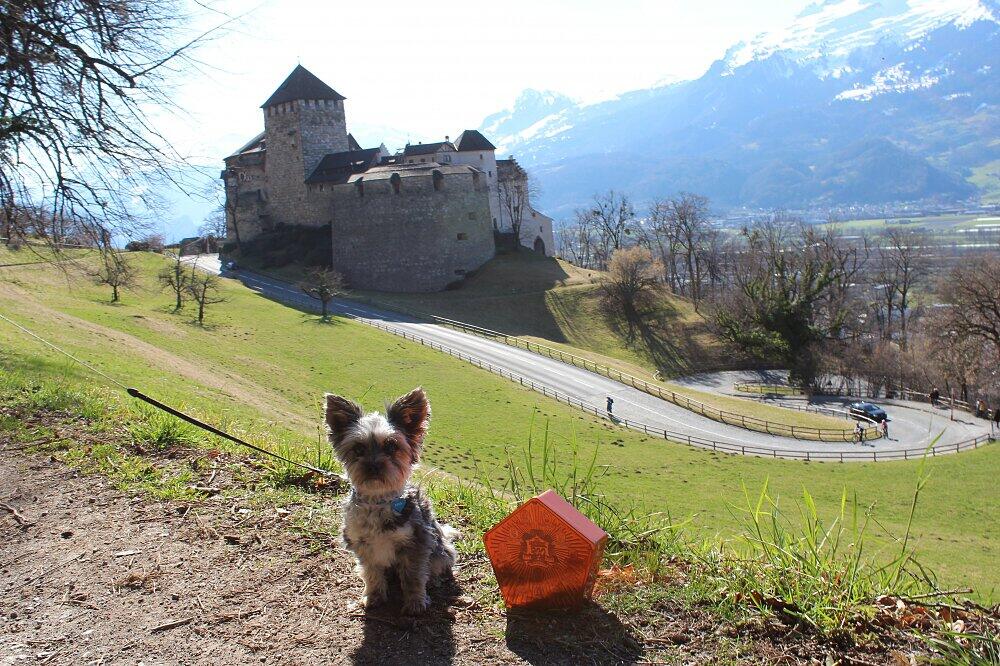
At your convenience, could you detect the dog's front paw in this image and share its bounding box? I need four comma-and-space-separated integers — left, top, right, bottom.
401, 594, 430, 615
362, 591, 387, 609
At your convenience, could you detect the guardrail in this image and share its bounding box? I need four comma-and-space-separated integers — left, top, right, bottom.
355, 317, 992, 462
734, 382, 806, 397
735, 380, 984, 420
426, 316, 881, 443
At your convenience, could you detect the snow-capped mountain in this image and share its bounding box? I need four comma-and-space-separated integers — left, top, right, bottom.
484, 0, 1000, 216
723, 0, 994, 73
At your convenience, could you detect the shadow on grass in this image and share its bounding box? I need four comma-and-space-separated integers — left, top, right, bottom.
298, 312, 343, 326
503, 602, 642, 665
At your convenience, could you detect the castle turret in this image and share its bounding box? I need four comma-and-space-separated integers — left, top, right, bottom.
261, 65, 349, 224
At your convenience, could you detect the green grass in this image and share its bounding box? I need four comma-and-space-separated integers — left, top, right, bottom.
1, 252, 998, 598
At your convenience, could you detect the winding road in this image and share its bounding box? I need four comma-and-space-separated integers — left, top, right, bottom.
184, 254, 995, 461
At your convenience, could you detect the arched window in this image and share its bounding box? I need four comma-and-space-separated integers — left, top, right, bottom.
432, 170, 444, 191
390, 173, 401, 194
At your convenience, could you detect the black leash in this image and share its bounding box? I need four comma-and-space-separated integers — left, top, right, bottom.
0, 312, 335, 478
125, 388, 331, 476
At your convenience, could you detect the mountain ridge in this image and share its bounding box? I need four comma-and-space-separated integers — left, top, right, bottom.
483, 0, 999, 216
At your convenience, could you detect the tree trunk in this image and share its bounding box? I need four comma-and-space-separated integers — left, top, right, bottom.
198, 299, 205, 324
175, 289, 182, 312
112, 284, 119, 302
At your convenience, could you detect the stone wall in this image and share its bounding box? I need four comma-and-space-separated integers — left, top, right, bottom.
262, 99, 347, 229
223, 151, 268, 241
329, 170, 495, 292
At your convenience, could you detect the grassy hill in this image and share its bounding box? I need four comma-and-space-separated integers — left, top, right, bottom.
1, 247, 998, 596
354, 251, 728, 377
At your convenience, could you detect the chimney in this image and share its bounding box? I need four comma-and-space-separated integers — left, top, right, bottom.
445, 135, 450, 142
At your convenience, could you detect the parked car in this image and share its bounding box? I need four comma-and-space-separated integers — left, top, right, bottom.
848, 401, 888, 423
223, 260, 238, 271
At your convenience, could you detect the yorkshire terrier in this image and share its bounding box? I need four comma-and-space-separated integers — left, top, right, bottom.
325, 387, 457, 614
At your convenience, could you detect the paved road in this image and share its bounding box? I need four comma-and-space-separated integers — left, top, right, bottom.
184, 255, 994, 459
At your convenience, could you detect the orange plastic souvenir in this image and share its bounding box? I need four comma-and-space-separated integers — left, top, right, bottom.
483, 489, 608, 609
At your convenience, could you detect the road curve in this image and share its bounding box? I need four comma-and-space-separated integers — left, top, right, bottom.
184, 255, 994, 460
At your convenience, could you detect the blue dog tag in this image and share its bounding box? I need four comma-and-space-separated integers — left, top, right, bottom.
390, 498, 406, 514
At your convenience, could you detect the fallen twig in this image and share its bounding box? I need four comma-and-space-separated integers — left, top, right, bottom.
0, 502, 35, 527
150, 616, 194, 633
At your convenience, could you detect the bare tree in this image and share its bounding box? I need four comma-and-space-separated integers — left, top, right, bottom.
938, 256, 1000, 362
658, 193, 710, 303
187, 269, 226, 325
299, 268, 345, 321
563, 211, 599, 268
199, 206, 228, 241
0, 0, 224, 255
158, 253, 190, 311
496, 159, 538, 249
93, 251, 136, 303
875, 229, 927, 350
578, 191, 635, 268
600, 246, 662, 342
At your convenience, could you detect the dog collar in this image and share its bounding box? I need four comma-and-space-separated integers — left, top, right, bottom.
350, 492, 407, 515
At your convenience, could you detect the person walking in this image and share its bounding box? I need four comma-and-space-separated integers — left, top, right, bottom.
606, 396, 614, 416
930, 387, 940, 407
854, 420, 864, 444
881, 419, 889, 440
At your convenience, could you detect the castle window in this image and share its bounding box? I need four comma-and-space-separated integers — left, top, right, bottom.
457, 233, 468, 241
488, 170, 492, 177
355, 180, 364, 198
432, 170, 444, 191
420, 158, 426, 163
390, 173, 401, 194
467, 212, 476, 220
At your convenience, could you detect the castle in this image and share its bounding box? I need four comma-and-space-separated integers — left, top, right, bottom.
222, 66, 554, 292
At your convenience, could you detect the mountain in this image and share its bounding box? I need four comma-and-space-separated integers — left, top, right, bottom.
485, 0, 1000, 218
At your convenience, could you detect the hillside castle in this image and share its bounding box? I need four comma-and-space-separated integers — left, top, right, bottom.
222, 66, 554, 292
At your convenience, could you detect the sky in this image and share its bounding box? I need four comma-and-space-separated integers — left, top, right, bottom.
159, 0, 813, 237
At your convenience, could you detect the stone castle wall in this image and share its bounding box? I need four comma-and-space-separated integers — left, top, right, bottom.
329, 171, 495, 292
262, 99, 347, 229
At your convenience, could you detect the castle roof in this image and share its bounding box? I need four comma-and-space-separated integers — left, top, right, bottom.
403, 141, 455, 157
261, 65, 346, 108
306, 148, 381, 184
226, 132, 266, 158
345, 163, 484, 183
347, 134, 362, 151
454, 130, 496, 152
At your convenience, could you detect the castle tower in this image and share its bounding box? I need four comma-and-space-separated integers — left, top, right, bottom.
261, 65, 349, 224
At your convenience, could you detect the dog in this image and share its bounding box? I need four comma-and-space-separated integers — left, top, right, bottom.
324, 387, 457, 614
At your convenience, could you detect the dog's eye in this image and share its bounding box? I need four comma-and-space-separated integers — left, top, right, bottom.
384, 440, 398, 454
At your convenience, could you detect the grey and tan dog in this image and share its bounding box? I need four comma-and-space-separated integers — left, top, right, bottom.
324, 388, 457, 614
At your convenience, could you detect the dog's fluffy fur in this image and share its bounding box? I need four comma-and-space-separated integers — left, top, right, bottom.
325, 387, 457, 614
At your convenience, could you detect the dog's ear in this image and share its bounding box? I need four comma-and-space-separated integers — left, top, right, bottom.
387, 387, 430, 458
324, 393, 362, 443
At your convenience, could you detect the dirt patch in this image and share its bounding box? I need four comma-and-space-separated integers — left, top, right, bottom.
0, 412, 934, 665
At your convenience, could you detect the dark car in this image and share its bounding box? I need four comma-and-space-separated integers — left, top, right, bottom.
223, 260, 238, 271
848, 401, 888, 423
